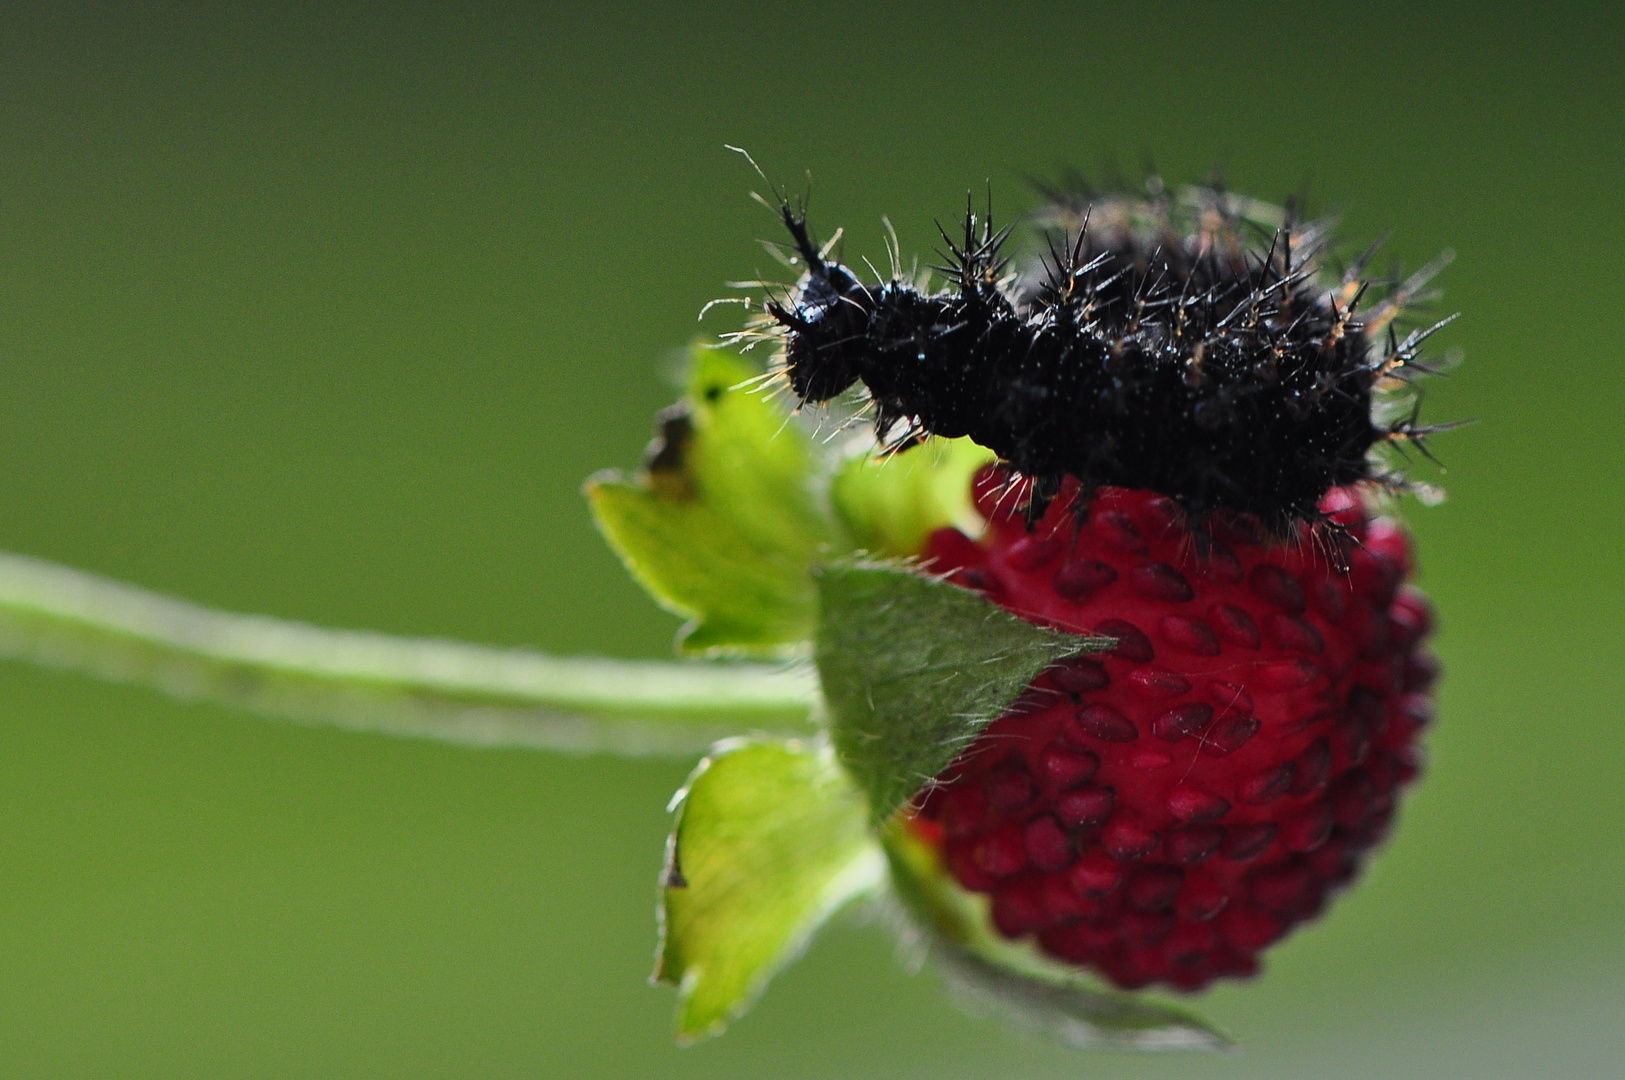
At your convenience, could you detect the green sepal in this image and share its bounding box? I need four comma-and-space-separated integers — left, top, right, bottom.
585, 345, 841, 656
654, 737, 886, 1044
831, 436, 995, 557
883, 820, 1232, 1052
814, 561, 1113, 824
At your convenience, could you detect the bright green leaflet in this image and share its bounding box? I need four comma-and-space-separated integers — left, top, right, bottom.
883, 822, 1231, 1052
830, 436, 994, 557
586, 345, 842, 656
815, 562, 1114, 823
655, 737, 886, 1043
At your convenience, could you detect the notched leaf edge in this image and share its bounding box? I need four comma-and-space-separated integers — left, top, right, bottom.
653, 736, 886, 1044
585, 344, 841, 657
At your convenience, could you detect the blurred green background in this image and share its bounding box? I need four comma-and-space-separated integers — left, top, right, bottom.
0, 2, 1619, 1076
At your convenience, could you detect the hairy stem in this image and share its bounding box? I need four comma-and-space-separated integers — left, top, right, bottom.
0, 551, 818, 756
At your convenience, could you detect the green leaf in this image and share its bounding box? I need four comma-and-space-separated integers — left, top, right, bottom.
831, 436, 995, 557
655, 737, 885, 1044
883, 821, 1232, 1052
815, 562, 1112, 823
585, 344, 840, 656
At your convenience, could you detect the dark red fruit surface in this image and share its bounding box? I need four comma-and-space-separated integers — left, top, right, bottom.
913, 467, 1436, 992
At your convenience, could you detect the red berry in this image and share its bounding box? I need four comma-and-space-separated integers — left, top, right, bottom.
914, 470, 1436, 992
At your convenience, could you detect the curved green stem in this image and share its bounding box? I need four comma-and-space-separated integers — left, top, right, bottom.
0, 551, 818, 756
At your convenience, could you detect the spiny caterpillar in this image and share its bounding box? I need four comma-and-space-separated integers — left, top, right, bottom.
728, 163, 1458, 538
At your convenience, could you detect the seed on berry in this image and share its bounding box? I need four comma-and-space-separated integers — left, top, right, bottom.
1038, 743, 1100, 790
1404, 640, 1439, 686
1165, 825, 1226, 865
993, 880, 1049, 937
1167, 787, 1231, 823
1093, 511, 1146, 554
1056, 785, 1115, 828
1101, 817, 1160, 860
1054, 559, 1119, 598
1282, 800, 1335, 853
1152, 703, 1215, 742
1206, 681, 1254, 715
1259, 659, 1321, 690
1313, 579, 1348, 625
1210, 603, 1261, 649
1347, 684, 1385, 727
1129, 668, 1193, 697
1291, 737, 1333, 794
1076, 704, 1138, 742
1067, 851, 1123, 897
1006, 532, 1065, 571
1160, 615, 1221, 656
1136, 496, 1182, 535
1265, 613, 1325, 654
1197, 542, 1243, 585
1337, 712, 1373, 766
1052, 657, 1110, 693
1129, 563, 1194, 603
1249, 564, 1306, 614
1023, 815, 1076, 871
1042, 874, 1100, 923
1222, 823, 1279, 862
1201, 716, 1261, 756
955, 567, 1002, 596
1096, 619, 1154, 662
1240, 763, 1296, 805
1331, 769, 1377, 830
1390, 587, 1434, 649
1395, 693, 1436, 733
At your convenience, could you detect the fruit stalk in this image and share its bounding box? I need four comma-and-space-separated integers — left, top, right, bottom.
0, 549, 818, 755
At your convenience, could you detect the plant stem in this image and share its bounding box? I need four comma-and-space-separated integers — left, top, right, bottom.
0, 551, 818, 756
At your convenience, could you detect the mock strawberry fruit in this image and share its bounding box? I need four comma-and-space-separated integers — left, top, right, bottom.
912, 467, 1436, 991
739, 171, 1455, 999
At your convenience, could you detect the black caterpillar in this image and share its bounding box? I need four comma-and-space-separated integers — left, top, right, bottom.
736, 170, 1456, 535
